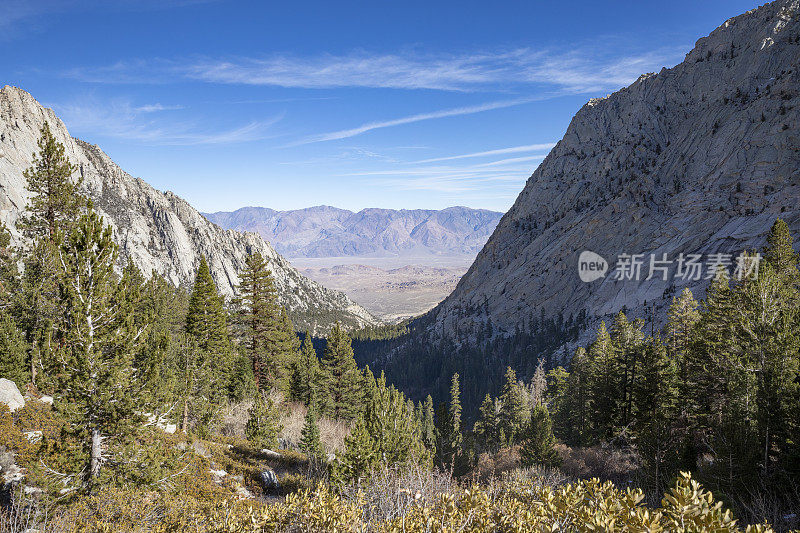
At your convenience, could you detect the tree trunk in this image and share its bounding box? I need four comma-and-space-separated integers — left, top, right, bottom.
182, 398, 189, 434
89, 429, 102, 479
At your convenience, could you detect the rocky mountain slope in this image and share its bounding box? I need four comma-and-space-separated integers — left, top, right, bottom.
204, 206, 503, 259
417, 0, 800, 346
0, 86, 377, 333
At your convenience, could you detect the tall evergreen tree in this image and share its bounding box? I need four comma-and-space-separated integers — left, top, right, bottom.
187, 256, 230, 355
321, 323, 361, 420
498, 366, 527, 445
16, 238, 60, 388
53, 210, 145, 485
633, 336, 680, 493
587, 322, 619, 440
610, 312, 645, 429
0, 313, 28, 387
0, 223, 18, 306
291, 332, 321, 405
15, 123, 86, 386
186, 255, 232, 408
420, 394, 436, 453
763, 218, 800, 285
436, 373, 467, 473
473, 393, 501, 453
299, 404, 323, 459
667, 289, 701, 417
246, 391, 283, 450
238, 252, 298, 392
19, 122, 85, 241
520, 404, 561, 468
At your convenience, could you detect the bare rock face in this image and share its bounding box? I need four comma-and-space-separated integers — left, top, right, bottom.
422, 0, 800, 345
0, 379, 24, 413
0, 86, 377, 333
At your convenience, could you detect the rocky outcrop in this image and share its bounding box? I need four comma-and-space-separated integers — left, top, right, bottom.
0, 379, 24, 412
418, 0, 800, 345
204, 206, 503, 259
0, 86, 377, 333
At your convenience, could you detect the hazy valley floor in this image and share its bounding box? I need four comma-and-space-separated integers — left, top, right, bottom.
293, 255, 472, 321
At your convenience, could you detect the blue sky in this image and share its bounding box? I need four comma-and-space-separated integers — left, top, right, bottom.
2, 0, 762, 212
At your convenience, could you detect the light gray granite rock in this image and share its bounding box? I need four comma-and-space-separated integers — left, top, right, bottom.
0, 378, 24, 412
0, 87, 377, 333
419, 0, 800, 348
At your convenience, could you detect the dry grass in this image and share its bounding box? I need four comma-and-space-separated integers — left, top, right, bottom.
345, 464, 458, 528
556, 443, 639, 485
0, 493, 71, 533
281, 402, 351, 454
473, 446, 521, 482
219, 399, 253, 438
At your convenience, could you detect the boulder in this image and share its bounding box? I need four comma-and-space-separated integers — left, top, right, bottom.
260, 448, 282, 459
23, 431, 42, 443
192, 440, 211, 458
259, 469, 280, 493
0, 379, 24, 412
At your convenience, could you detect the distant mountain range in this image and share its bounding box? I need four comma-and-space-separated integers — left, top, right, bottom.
203, 206, 503, 259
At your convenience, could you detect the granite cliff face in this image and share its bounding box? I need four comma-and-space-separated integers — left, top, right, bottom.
0, 86, 377, 333
421, 0, 800, 345
204, 206, 503, 259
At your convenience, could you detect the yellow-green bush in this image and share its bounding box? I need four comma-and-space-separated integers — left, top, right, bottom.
145, 472, 774, 532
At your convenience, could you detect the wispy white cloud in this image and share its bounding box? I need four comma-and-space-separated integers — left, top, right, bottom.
51, 97, 279, 145
134, 103, 185, 112
65, 44, 685, 94
292, 98, 534, 145
415, 143, 556, 164
475, 154, 547, 167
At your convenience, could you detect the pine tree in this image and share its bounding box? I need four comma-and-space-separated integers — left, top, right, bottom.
421, 394, 436, 453
499, 367, 527, 445
53, 210, 145, 485
275, 308, 300, 393
667, 289, 701, 415
16, 238, 61, 387
291, 332, 320, 405
763, 218, 800, 285
633, 336, 680, 493
563, 347, 590, 445
361, 365, 379, 414
246, 391, 283, 450
335, 372, 427, 482
0, 223, 18, 306
187, 256, 229, 353
473, 393, 500, 452
299, 404, 323, 459
19, 122, 85, 241
0, 312, 28, 387
734, 256, 799, 476
520, 404, 561, 468
238, 253, 297, 392
184, 256, 232, 433
334, 415, 376, 483
365, 372, 428, 467
610, 312, 645, 429
587, 321, 620, 440
321, 323, 361, 420
436, 373, 467, 473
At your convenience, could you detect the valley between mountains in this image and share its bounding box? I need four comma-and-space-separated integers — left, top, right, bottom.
0, 0, 799, 531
